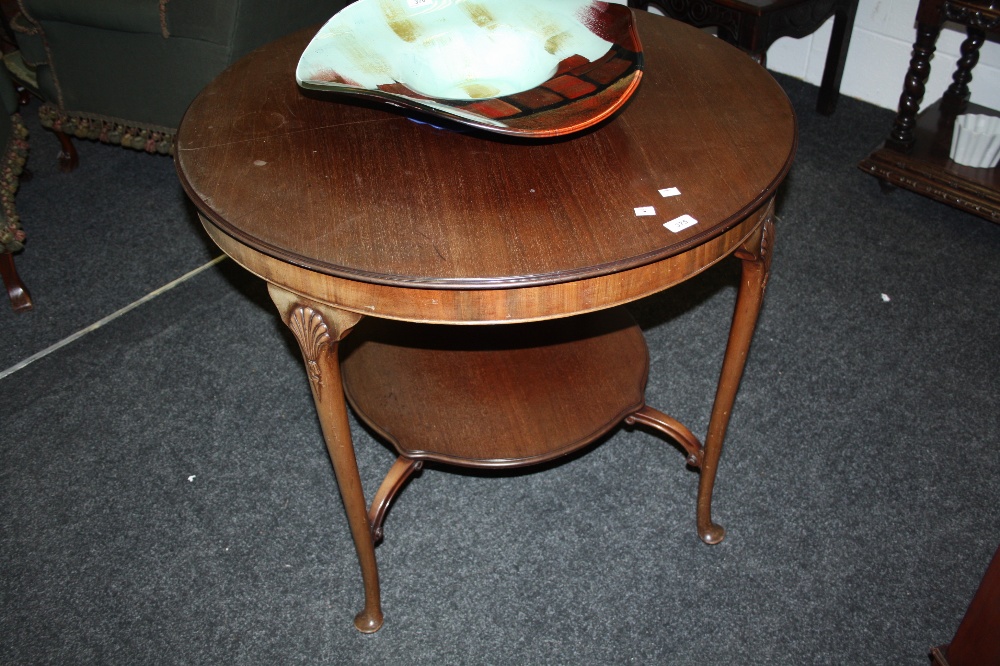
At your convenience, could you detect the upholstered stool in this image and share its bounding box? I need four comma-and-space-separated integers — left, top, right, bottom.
7, 0, 351, 170
0, 62, 29, 312
628, 0, 858, 114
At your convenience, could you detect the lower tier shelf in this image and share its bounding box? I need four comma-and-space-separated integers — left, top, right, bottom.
339, 307, 649, 468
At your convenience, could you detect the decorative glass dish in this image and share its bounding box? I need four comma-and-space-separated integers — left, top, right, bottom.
296, 0, 643, 137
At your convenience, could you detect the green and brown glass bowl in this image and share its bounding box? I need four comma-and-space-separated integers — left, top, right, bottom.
296, 0, 643, 138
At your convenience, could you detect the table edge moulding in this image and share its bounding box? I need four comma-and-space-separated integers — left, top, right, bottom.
176, 9, 796, 633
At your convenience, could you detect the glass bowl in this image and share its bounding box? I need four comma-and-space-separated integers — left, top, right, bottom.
296, 0, 643, 137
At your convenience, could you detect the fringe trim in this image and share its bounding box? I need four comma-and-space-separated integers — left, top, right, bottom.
9, 11, 41, 37
160, 0, 170, 39
15, 0, 66, 108
38, 104, 175, 157
1, 113, 29, 253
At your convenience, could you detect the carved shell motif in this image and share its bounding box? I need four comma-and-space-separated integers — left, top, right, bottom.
287, 306, 332, 386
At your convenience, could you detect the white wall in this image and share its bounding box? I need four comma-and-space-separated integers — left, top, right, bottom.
612, 0, 1000, 112
767, 0, 1000, 111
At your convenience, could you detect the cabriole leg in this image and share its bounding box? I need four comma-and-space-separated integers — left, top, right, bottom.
698, 210, 775, 545
267, 285, 383, 633
54, 130, 79, 172
1, 251, 32, 312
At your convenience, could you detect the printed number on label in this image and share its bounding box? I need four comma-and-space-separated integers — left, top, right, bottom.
664, 214, 698, 233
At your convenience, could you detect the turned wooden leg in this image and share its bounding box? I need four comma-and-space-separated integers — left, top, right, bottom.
942, 26, 985, 115
888, 22, 940, 150
267, 285, 383, 633
697, 209, 775, 545
1, 251, 33, 312
368, 456, 423, 544
55, 130, 79, 172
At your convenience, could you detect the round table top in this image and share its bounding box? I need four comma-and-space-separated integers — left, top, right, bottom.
176, 10, 795, 291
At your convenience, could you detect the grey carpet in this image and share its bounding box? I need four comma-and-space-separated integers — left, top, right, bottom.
2, 70, 998, 665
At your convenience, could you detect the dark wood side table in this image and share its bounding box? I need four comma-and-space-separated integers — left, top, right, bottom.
859, 0, 1000, 223
176, 11, 796, 632
628, 0, 858, 114
931, 544, 1000, 666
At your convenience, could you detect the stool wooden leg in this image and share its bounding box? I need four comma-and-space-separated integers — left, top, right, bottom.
1, 251, 33, 312
697, 209, 774, 545
55, 130, 79, 172
888, 22, 940, 150
268, 285, 384, 633
816, 1, 858, 115
942, 26, 985, 115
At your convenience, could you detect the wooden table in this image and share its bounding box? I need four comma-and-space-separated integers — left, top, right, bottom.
628, 0, 858, 115
176, 11, 796, 633
858, 0, 1000, 222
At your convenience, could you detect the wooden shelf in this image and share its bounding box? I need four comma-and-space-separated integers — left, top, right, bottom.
859, 101, 1000, 222
858, 0, 1000, 223
340, 307, 649, 468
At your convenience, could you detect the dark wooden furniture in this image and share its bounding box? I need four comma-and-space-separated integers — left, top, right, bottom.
859, 0, 1000, 223
0, 250, 30, 311
931, 544, 1000, 666
5, 0, 352, 171
0, 60, 29, 312
627, 0, 857, 114
176, 11, 796, 633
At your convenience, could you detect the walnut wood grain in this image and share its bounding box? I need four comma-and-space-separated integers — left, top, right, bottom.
626, 405, 705, 468
697, 208, 774, 544
367, 456, 422, 544
267, 285, 382, 633
176, 12, 795, 290
176, 10, 796, 632
340, 307, 647, 467
199, 206, 767, 324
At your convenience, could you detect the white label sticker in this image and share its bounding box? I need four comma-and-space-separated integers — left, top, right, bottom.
664, 214, 698, 233
659, 187, 681, 198
634, 206, 656, 217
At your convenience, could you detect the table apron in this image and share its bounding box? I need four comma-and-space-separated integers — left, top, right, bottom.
199, 202, 770, 325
